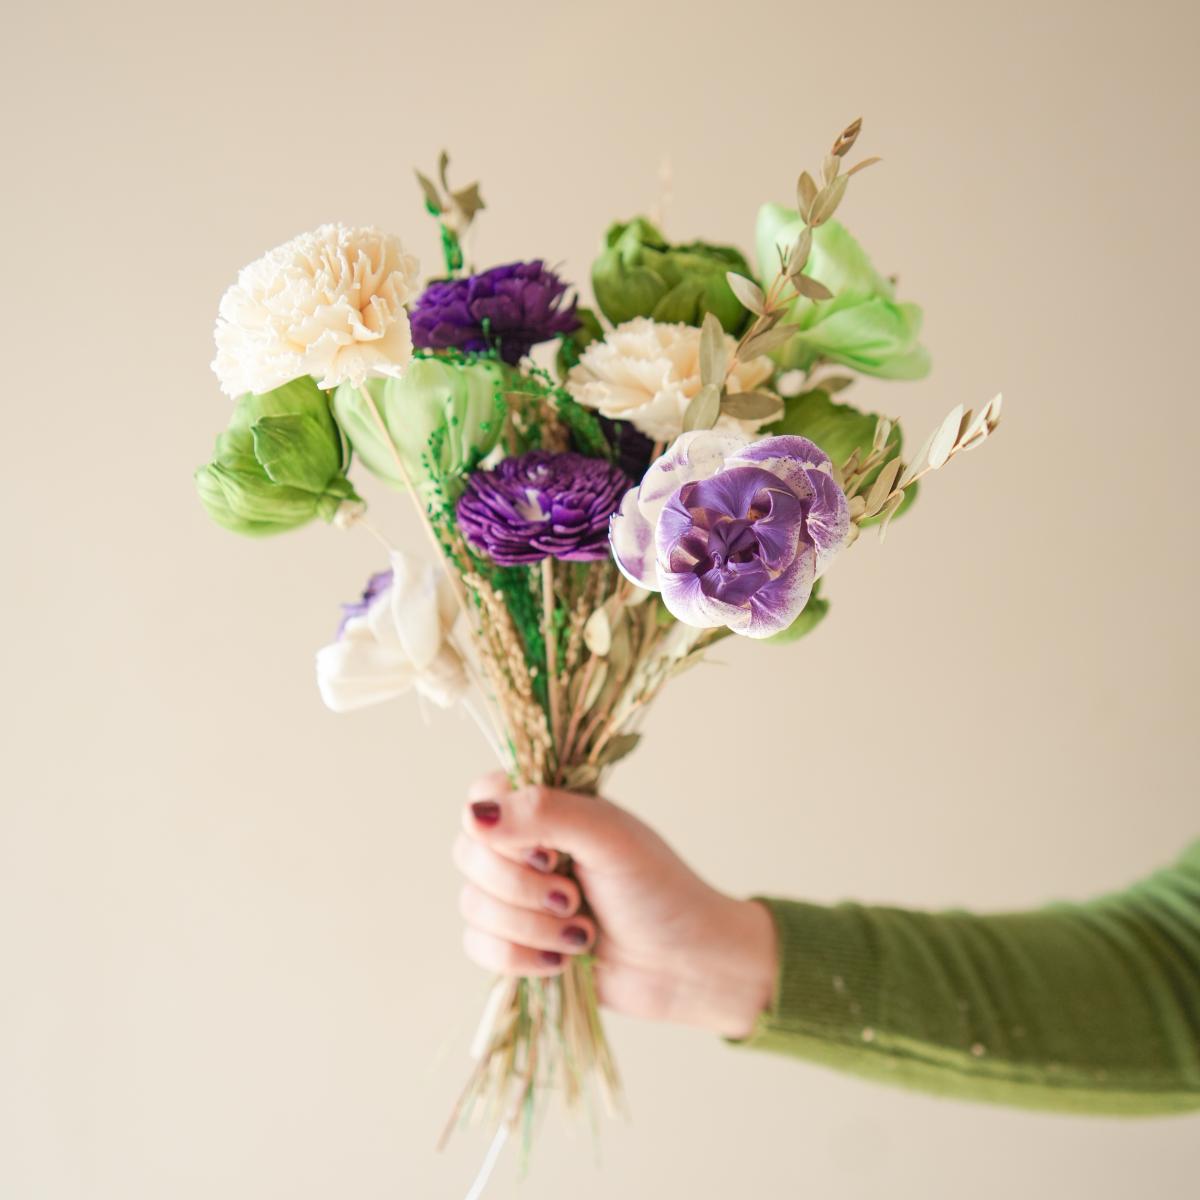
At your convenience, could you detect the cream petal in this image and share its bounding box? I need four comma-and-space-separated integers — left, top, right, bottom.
315, 638, 416, 713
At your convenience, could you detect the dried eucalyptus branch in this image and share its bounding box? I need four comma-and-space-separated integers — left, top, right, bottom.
682, 118, 881, 434
840, 394, 1004, 543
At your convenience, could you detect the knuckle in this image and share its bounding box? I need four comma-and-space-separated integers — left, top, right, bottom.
497, 940, 524, 975
523, 785, 553, 820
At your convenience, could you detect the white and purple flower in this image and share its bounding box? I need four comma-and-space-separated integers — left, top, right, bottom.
316, 551, 467, 711
610, 431, 849, 638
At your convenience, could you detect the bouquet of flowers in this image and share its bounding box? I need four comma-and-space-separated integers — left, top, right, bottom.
196, 119, 999, 1172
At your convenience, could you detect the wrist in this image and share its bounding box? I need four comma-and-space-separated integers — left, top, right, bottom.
675, 895, 777, 1039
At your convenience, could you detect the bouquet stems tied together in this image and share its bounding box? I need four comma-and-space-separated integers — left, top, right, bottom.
195, 118, 1000, 1184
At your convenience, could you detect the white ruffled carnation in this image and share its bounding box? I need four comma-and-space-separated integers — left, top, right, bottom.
565, 317, 776, 443
213, 224, 421, 397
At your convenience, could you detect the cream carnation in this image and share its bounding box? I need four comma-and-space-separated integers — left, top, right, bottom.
213, 223, 421, 397
565, 317, 776, 442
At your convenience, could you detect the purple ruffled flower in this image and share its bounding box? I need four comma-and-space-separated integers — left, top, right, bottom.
609, 431, 849, 638
410, 261, 580, 365
336, 567, 392, 637
457, 451, 628, 566
598, 414, 656, 482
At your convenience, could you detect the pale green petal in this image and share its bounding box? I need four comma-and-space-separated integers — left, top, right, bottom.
251, 413, 342, 492
754, 204, 929, 381
333, 357, 506, 497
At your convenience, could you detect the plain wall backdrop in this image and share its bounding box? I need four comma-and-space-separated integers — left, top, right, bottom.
3, 1, 1198, 1196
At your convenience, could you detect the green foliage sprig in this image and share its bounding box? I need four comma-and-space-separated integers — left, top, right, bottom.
414, 151, 485, 277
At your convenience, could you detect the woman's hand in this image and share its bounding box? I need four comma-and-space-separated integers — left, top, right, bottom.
453, 772, 777, 1039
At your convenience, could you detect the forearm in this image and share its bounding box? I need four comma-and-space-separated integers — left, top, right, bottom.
734, 847, 1200, 1115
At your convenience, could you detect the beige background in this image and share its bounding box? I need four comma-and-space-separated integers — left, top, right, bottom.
3, 1, 1198, 1196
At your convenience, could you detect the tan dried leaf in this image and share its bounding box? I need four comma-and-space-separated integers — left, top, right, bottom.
877, 490, 906, 541
819, 375, 855, 395
597, 731, 641, 766
786, 227, 813, 276
739, 323, 801, 358
583, 607, 612, 656
607, 619, 632, 677
562, 763, 601, 791
721, 391, 784, 420
864, 456, 904, 517
822, 152, 840, 185
683, 383, 722, 432
927, 403, 965, 470
797, 171, 819, 220
414, 170, 444, 213
699, 312, 727, 388
809, 175, 849, 226
898, 428, 936, 488
726, 272, 766, 315
582, 661, 609, 710
451, 182, 485, 222
872, 417, 893, 453
831, 117, 863, 158
845, 155, 882, 177
791, 273, 834, 302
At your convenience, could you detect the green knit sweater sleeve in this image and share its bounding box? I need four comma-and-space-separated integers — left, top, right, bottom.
736, 842, 1200, 1115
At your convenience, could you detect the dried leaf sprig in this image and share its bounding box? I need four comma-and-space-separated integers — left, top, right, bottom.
415, 151, 485, 277
839, 394, 1004, 543
683, 118, 880, 434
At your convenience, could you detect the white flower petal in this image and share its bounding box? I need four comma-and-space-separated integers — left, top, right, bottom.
213, 224, 420, 397
316, 550, 467, 713
565, 317, 775, 443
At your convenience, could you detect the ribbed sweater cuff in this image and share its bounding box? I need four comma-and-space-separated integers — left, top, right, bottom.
735, 896, 883, 1053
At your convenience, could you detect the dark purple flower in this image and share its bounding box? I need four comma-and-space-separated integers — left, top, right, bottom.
336, 567, 392, 637
410, 261, 580, 365
610, 431, 849, 638
598, 414, 656, 481
457, 451, 628, 565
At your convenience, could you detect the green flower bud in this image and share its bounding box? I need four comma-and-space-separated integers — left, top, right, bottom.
332, 356, 506, 501
195, 376, 359, 537
756, 204, 930, 381
592, 218, 754, 335
556, 305, 605, 377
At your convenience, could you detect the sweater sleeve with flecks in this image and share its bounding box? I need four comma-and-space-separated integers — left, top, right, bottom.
736, 841, 1200, 1115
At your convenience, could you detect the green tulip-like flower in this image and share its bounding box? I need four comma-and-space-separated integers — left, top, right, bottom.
756, 203, 930, 380
195, 376, 360, 537
332, 355, 507, 500
592, 217, 754, 335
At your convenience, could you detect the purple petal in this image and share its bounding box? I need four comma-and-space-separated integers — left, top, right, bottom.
742, 548, 816, 638
803, 466, 851, 570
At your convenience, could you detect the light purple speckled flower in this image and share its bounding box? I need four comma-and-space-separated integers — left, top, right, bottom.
609, 430, 849, 638
410, 261, 579, 365
457, 451, 628, 566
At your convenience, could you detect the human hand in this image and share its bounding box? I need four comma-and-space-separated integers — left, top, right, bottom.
453, 773, 777, 1039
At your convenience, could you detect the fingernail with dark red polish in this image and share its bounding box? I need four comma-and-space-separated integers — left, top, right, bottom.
471, 801, 500, 826
525, 848, 552, 871
562, 925, 589, 946
545, 889, 570, 913
539, 950, 563, 966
